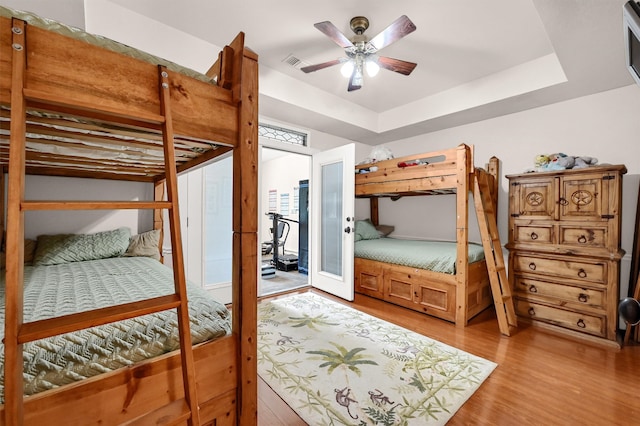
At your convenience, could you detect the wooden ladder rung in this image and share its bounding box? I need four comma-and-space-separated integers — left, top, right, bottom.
21, 200, 173, 211
18, 295, 181, 343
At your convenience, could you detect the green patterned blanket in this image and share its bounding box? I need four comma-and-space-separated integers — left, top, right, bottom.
355, 238, 485, 274
0, 256, 231, 402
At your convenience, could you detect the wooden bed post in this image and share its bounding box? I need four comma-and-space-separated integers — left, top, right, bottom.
455, 144, 470, 327
0, 166, 5, 246
4, 17, 28, 426
370, 197, 379, 226
229, 33, 259, 426
487, 156, 500, 210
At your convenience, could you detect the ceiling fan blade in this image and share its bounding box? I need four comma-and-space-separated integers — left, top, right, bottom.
314, 21, 354, 49
301, 58, 345, 73
366, 15, 416, 51
377, 56, 417, 76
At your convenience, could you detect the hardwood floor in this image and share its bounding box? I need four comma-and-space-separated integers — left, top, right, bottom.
258, 289, 640, 425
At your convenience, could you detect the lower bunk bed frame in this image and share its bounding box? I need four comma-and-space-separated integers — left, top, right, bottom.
0, 9, 258, 425
354, 144, 499, 326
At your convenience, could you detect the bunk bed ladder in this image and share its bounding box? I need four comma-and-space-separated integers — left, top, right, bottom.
4, 18, 200, 423
473, 170, 518, 336
155, 66, 201, 426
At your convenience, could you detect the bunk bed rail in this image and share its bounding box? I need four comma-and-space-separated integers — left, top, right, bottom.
0, 11, 239, 182
355, 144, 475, 197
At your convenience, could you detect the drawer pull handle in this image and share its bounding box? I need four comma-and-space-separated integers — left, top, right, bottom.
529, 284, 538, 293
528, 307, 536, 316
577, 319, 586, 328
577, 269, 587, 278
528, 262, 536, 271
559, 197, 569, 206
578, 293, 588, 303
577, 235, 587, 244
530, 232, 538, 240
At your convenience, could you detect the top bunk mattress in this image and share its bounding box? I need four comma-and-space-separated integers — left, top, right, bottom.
354, 238, 485, 274
0, 5, 213, 84
0, 256, 231, 402
0, 5, 244, 180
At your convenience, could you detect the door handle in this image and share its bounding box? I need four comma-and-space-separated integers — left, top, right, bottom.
344, 227, 352, 233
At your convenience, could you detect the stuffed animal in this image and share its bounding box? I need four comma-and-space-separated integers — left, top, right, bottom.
358, 145, 394, 165
573, 156, 598, 168
534, 153, 598, 171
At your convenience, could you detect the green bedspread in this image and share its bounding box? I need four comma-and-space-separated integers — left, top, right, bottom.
354, 238, 485, 274
0, 256, 231, 401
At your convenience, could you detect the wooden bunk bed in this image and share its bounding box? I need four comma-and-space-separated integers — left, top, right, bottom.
354, 144, 499, 327
0, 6, 258, 426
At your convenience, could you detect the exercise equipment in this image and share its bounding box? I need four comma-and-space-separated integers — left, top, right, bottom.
262, 212, 299, 273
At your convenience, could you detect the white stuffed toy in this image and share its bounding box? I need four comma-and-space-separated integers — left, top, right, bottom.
359, 146, 394, 165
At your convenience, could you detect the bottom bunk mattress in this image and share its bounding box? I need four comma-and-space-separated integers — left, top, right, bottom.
0, 256, 231, 402
354, 238, 486, 274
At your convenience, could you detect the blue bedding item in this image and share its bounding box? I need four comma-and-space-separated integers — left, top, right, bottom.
0, 256, 231, 401
354, 238, 485, 274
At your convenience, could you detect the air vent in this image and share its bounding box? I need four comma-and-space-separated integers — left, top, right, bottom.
282, 54, 308, 69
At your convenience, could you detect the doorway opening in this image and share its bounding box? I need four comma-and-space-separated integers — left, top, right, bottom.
259, 147, 311, 296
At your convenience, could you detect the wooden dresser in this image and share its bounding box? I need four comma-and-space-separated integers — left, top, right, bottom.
506, 165, 626, 345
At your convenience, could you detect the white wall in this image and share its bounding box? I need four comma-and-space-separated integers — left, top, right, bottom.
84, 0, 223, 78
2, 0, 85, 28
377, 84, 640, 298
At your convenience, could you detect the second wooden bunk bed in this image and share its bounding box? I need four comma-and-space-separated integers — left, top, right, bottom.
354, 144, 500, 327
0, 6, 258, 425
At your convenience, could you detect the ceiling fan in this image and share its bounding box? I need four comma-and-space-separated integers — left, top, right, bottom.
301, 15, 417, 92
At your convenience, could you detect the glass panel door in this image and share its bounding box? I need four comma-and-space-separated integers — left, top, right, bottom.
311, 144, 355, 300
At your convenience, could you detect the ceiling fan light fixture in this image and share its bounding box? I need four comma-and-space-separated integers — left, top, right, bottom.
366, 60, 380, 77
340, 61, 354, 78
303, 15, 417, 91
352, 67, 364, 87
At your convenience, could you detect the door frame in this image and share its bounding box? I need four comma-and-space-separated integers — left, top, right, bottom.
257, 139, 315, 296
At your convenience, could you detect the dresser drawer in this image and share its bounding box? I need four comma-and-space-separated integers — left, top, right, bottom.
516, 299, 605, 337
512, 254, 606, 284
559, 226, 607, 249
513, 224, 554, 244
513, 276, 605, 309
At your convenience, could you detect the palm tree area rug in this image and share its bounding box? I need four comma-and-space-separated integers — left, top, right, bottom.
257, 292, 497, 425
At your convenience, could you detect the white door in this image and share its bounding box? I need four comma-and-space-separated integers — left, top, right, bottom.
311, 143, 355, 300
